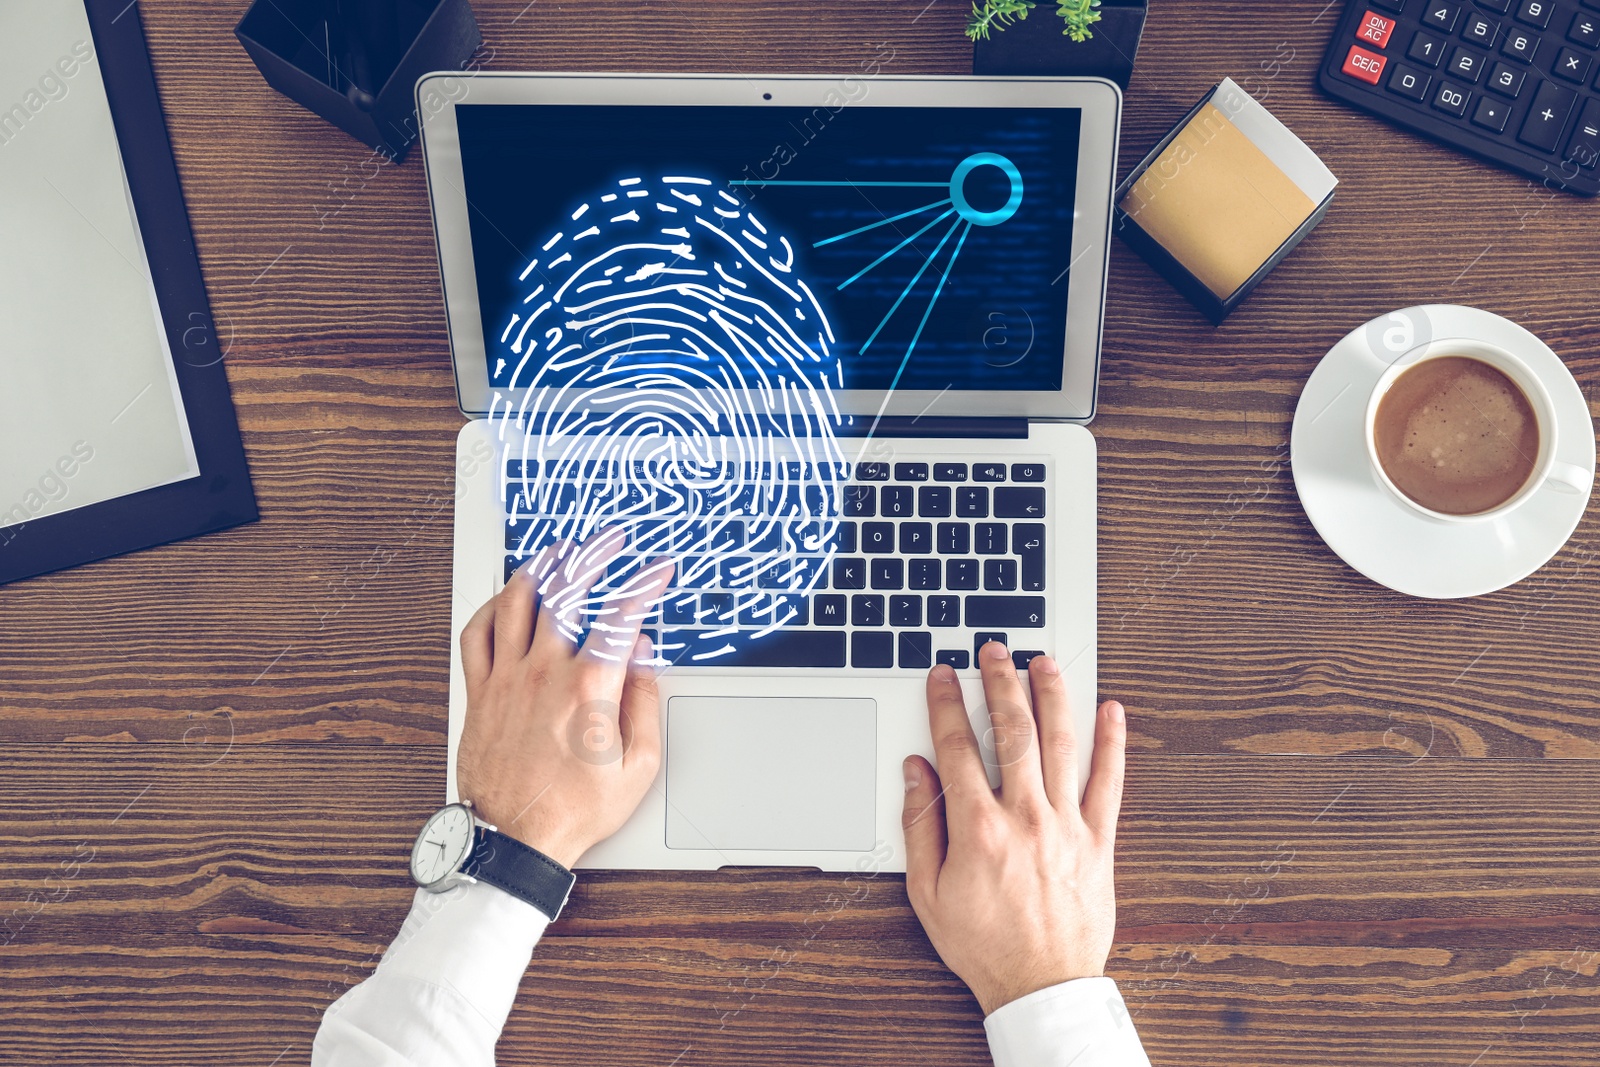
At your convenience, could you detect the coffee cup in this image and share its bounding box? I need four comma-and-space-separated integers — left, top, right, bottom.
1363, 338, 1592, 524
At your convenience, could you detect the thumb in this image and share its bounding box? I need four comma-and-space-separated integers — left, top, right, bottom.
901, 755, 947, 909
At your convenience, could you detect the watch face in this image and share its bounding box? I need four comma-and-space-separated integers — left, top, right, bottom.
411, 804, 475, 886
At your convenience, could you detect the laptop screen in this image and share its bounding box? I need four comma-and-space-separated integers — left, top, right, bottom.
456, 103, 1082, 398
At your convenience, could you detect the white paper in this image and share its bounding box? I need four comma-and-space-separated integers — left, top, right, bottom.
0, 0, 199, 532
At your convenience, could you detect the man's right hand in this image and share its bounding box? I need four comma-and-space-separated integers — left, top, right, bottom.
901, 641, 1128, 1016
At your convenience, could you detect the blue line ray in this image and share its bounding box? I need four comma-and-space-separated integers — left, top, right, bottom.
859, 216, 963, 356
811, 198, 953, 249
888, 221, 972, 396
836, 208, 956, 292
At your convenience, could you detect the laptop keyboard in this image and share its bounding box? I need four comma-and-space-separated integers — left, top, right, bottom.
502, 457, 1051, 670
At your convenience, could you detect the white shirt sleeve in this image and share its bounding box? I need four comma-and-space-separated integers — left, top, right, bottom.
311, 880, 549, 1067
983, 977, 1152, 1067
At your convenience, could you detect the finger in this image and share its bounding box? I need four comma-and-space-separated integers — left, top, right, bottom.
493, 552, 544, 662
579, 555, 674, 674
618, 631, 662, 778
1080, 701, 1128, 843
1029, 654, 1080, 810
925, 663, 995, 826
529, 529, 626, 661
976, 640, 1045, 805
900, 754, 947, 908
459, 594, 496, 694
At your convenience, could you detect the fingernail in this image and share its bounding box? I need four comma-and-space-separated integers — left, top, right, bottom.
1033, 655, 1059, 675
902, 759, 920, 792
1107, 701, 1125, 723
931, 663, 957, 684
984, 640, 1009, 662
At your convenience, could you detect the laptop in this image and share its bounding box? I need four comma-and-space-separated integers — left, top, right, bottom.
419, 74, 1121, 872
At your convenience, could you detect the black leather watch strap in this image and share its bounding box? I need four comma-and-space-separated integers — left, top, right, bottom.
462, 827, 576, 921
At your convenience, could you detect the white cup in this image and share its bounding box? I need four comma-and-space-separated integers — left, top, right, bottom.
1363, 338, 1592, 524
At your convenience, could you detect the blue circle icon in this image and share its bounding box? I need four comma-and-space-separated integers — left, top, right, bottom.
949, 152, 1023, 227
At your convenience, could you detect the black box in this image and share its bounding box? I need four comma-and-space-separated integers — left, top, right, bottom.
236, 0, 481, 161
1113, 80, 1336, 324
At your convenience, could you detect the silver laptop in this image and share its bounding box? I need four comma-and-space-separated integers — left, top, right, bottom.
419, 74, 1120, 872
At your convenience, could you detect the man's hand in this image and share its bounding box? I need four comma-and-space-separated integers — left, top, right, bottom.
456, 530, 672, 868
901, 641, 1127, 1016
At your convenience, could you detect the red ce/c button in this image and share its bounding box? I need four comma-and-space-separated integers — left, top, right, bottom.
1342, 44, 1388, 85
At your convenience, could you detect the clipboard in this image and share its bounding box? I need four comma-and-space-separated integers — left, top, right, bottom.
0, 0, 257, 586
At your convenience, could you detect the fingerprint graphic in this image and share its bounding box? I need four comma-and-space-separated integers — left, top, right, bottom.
492, 176, 847, 665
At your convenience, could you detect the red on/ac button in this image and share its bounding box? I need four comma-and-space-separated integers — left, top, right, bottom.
1342, 44, 1388, 85
1356, 10, 1395, 47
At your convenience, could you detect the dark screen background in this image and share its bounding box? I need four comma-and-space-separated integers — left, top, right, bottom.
457, 103, 1080, 392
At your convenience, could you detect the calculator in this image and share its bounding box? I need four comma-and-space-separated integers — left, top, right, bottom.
1319, 0, 1600, 195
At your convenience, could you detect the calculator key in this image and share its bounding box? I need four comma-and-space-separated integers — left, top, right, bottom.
1447, 45, 1486, 81
893, 462, 928, 482
975, 522, 1009, 555
1461, 13, 1499, 46
1422, 1, 1460, 32
1519, 79, 1578, 149
856, 462, 889, 481
1567, 98, 1600, 166
862, 522, 894, 553
1357, 9, 1396, 47
898, 631, 933, 669
928, 595, 961, 627
972, 462, 1007, 482
1010, 462, 1046, 482
1502, 27, 1540, 62
994, 486, 1046, 518
1472, 94, 1514, 131
983, 559, 1019, 591
1572, 12, 1600, 48
899, 521, 933, 554
1514, 0, 1552, 30
1487, 60, 1527, 96
946, 559, 980, 590
851, 594, 885, 627
1388, 62, 1433, 100
851, 631, 893, 668
917, 485, 952, 517
973, 632, 1009, 659
1014, 523, 1046, 591
870, 558, 904, 590
890, 595, 922, 627
832, 557, 866, 589
881, 486, 913, 517
1409, 29, 1447, 66
1343, 43, 1389, 83
933, 463, 968, 482
909, 558, 942, 590
1554, 48, 1595, 83
1432, 81, 1472, 115
814, 594, 847, 625
936, 522, 970, 554
955, 486, 989, 517
936, 649, 970, 670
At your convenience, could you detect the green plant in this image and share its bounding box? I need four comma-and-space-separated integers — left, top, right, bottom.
966, 0, 1103, 42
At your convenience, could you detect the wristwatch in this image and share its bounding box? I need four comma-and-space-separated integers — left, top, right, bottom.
409, 800, 576, 921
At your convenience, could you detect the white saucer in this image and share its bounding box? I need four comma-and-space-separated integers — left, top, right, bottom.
1290, 304, 1596, 599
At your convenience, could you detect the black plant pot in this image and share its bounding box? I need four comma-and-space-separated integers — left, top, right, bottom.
972, 1, 1148, 89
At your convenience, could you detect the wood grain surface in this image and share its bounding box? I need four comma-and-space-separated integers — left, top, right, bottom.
2, 0, 1598, 1064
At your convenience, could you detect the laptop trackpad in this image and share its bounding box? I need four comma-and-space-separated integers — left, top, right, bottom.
665, 696, 876, 853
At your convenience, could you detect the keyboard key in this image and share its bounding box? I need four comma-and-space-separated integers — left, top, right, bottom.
1571, 11, 1600, 47
1502, 26, 1539, 62
881, 486, 914, 517
928, 595, 961, 627
1388, 62, 1433, 100
984, 559, 1019, 590
830, 521, 858, 553
1422, 2, 1460, 32
890, 595, 923, 627
1554, 47, 1594, 83
851, 631, 893, 668
937, 522, 970, 554
900, 522, 933, 554
863, 522, 895, 553
699, 593, 736, 626
856, 462, 889, 481
947, 559, 980, 590
833, 557, 867, 589
909, 559, 942, 590
975, 522, 1009, 554
707, 520, 745, 551
1447, 44, 1486, 81
1357, 9, 1396, 47
1487, 60, 1527, 95
871, 559, 904, 590
918, 486, 952, 517
851, 594, 885, 627
1520, 80, 1577, 149
814, 594, 847, 625
994, 487, 1046, 518
1432, 80, 1471, 115
956, 486, 989, 517
936, 649, 970, 670
721, 556, 756, 588
973, 632, 1008, 659
966, 596, 1047, 628
1012, 649, 1046, 671
899, 631, 933, 669
1514, 0, 1552, 30
933, 463, 968, 482
663, 592, 698, 625
1014, 523, 1046, 591
972, 463, 1007, 482
1408, 28, 1447, 66
740, 593, 809, 627
1461, 12, 1499, 46
665, 630, 846, 667
1010, 462, 1046, 483
1472, 94, 1513, 130
1568, 98, 1600, 166
894, 462, 929, 482
842, 485, 875, 516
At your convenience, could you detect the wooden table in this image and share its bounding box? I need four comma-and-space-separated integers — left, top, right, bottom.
5, 2, 1598, 1064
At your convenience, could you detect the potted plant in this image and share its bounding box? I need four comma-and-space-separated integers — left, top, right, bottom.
969, 0, 1148, 90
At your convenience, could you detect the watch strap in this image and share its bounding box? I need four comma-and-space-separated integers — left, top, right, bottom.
462, 826, 576, 921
